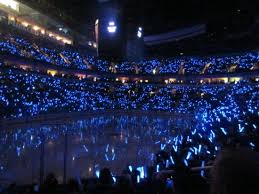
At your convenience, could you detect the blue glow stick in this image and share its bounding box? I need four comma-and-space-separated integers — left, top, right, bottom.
173, 145, 178, 152
201, 161, 205, 177
128, 165, 133, 172
140, 167, 145, 178
184, 159, 188, 167
194, 147, 198, 155
198, 144, 202, 153
220, 128, 227, 135
191, 129, 197, 135
83, 145, 88, 152
105, 154, 109, 161
112, 153, 115, 160
186, 152, 192, 160
112, 177, 116, 183
16, 147, 21, 156
161, 144, 166, 150
95, 170, 100, 178
137, 167, 142, 176
250, 142, 255, 147
170, 156, 175, 164
105, 144, 109, 152
238, 124, 244, 133
210, 130, 215, 138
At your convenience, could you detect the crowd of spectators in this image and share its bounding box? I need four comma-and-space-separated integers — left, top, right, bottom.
0, 33, 258, 75
0, 31, 259, 194
1, 147, 259, 194
0, 67, 258, 119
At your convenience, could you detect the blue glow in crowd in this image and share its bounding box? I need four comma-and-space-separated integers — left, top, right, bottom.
0, 32, 258, 182
0, 112, 257, 181
0, 68, 258, 177
0, 68, 258, 119
0, 34, 258, 74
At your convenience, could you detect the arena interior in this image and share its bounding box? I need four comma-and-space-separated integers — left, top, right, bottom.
0, 0, 258, 194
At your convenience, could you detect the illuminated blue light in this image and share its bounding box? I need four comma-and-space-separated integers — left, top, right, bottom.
105, 154, 109, 161
170, 156, 175, 164
109, 21, 115, 26
137, 166, 145, 179
186, 152, 192, 160
173, 145, 178, 152
83, 145, 88, 152
156, 164, 159, 172
128, 165, 133, 172
0, 35, 258, 175
107, 21, 117, 33
16, 147, 21, 157
220, 128, 227, 135
191, 129, 197, 135
198, 145, 202, 153
137, 31, 142, 38
238, 124, 244, 133
95, 170, 100, 178
201, 161, 205, 177
184, 159, 188, 167
112, 177, 116, 183
112, 153, 116, 161
161, 143, 166, 150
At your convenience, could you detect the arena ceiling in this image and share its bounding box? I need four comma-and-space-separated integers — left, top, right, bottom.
20, 0, 259, 36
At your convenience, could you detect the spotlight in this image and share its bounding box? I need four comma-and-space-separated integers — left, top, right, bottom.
137, 27, 143, 38
109, 21, 115, 26
107, 21, 117, 33
137, 31, 142, 38
108, 26, 117, 33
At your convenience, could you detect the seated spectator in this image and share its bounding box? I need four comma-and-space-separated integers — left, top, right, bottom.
211, 148, 259, 194
67, 178, 80, 194
99, 168, 114, 186
114, 175, 134, 194
40, 173, 58, 194
175, 168, 208, 194
89, 168, 114, 194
